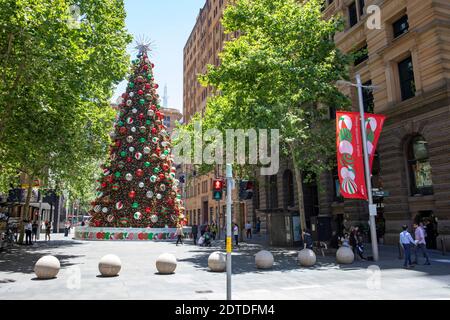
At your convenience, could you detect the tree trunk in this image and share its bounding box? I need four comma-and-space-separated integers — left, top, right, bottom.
290, 144, 306, 236
18, 175, 33, 244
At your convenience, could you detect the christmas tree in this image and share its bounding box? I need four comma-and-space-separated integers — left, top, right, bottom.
89, 44, 185, 229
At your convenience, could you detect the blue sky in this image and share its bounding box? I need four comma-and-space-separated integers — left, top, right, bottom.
112, 0, 206, 113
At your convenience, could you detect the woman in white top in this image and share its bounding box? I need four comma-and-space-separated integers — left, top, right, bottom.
233, 223, 239, 247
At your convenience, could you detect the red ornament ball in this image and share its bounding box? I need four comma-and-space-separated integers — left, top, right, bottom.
152, 63, 155, 68
151, 128, 157, 134
159, 173, 165, 181
138, 89, 144, 95
136, 169, 144, 177
138, 113, 144, 120
162, 164, 169, 171
145, 207, 151, 213
143, 65, 148, 71
154, 84, 159, 89
145, 83, 151, 90
129, 190, 136, 198
126, 157, 132, 163
101, 182, 107, 188
115, 140, 121, 147
121, 93, 128, 99
119, 127, 127, 134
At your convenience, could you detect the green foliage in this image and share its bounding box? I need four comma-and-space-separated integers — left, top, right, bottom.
0, 0, 132, 202
181, 0, 351, 181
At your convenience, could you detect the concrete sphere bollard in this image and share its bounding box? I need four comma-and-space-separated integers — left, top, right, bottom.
255, 250, 274, 269
208, 252, 226, 272
298, 249, 316, 267
336, 246, 355, 264
156, 253, 177, 274
34, 255, 60, 279
98, 254, 122, 277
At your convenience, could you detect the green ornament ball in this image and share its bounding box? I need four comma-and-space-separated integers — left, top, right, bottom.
132, 202, 139, 209
144, 162, 151, 167
129, 82, 135, 88
139, 99, 145, 105
146, 120, 152, 125
139, 137, 146, 143
153, 167, 160, 174
118, 121, 124, 127
115, 172, 121, 178
120, 151, 126, 157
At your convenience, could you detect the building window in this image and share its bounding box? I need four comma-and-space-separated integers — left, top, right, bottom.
407, 135, 433, 196
393, 15, 409, 39
269, 175, 278, 209
332, 168, 343, 202
362, 80, 374, 113
348, 2, 358, 28
283, 170, 295, 208
354, 44, 368, 66
358, 0, 365, 17
398, 56, 416, 101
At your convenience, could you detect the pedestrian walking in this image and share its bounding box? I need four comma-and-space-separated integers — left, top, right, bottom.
245, 221, 252, 239
175, 224, 184, 246
25, 220, 33, 245
256, 217, 261, 234
32, 220, 38, 242
233, 223, 239, 247
413, 222, 431, 265
81, 220, 85, 227
191, 224, 198, 245
64, 221, 70, 237
211, 222, 217, 240
302, 229, 313, 250
400, 225, 416, 268
45, 221, 51, 241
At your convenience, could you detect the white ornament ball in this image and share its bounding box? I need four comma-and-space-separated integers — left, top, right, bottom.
336, 246, 355, 264
156, 193, 162, 200
98, 254, 121, 277
129, 92, 135, 97
138, 182, 145, 188
126, 136, 133, 143
126, 100, 132, 106
160, 184, 166, 191
156, 253, 177, 274
94, 205, 101, 213
134, 212, 142, 220
101, 207, 108, 213
125, 173, 133, 181
255, 250, 274, 269
208, 252, 226, 272
129, 146, 135, 152
146, 191, 154, 198
132, 108, 137, 114
150, 214, 158, 223
143, 147, 151, 154
147, 109, 155, 117
131, 127, 136, 133
34, 256, 60, 279
298, 249, 316, 267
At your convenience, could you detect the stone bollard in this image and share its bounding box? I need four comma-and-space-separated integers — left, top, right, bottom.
34, 255, 60, 279
208, 252, 226, 272
98, 254, 122, 277
156, 253, 177, 274
298, 249, 316, 267
255, 250, 274, 269
336, 246, 354, 264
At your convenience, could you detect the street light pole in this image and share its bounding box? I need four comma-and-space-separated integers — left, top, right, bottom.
226, 164, 233, 300
356, 74, 379, 261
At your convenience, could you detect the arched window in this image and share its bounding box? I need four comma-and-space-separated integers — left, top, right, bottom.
283, 170, 295, 208
407, 135, 433, 195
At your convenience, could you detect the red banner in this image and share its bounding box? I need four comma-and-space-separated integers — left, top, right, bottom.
363, 113, 386, 171
336, 112, 367, 200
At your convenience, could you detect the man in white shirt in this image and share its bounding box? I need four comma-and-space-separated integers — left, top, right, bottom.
25, 220, 33, 245
413, 222, 431, 265
399, 225, 416, 268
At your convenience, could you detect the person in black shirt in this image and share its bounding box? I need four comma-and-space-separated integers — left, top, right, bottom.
191, 224, 198, 245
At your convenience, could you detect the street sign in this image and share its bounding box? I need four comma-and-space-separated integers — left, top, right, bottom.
372, 190, 389, 197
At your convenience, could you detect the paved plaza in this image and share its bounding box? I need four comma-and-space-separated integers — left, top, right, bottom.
0, 233, 449, 300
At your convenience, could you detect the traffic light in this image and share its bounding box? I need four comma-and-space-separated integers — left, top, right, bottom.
212, 179, 224, 201
239, 180, 254, 200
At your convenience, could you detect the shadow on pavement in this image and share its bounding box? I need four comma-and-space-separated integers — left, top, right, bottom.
179, 240, 450, 276
0, 239, 85, 277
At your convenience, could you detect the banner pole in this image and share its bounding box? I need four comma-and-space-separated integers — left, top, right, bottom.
356, 73, 379, 261
226, 164, 233, 300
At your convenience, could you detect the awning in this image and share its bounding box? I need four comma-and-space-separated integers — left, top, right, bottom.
29, 202, 52, 210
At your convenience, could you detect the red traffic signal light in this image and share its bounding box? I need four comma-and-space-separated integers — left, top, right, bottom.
213, 179, 224, 191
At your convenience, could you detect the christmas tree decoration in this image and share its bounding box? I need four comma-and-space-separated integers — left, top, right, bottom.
88, 47, 183, 229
